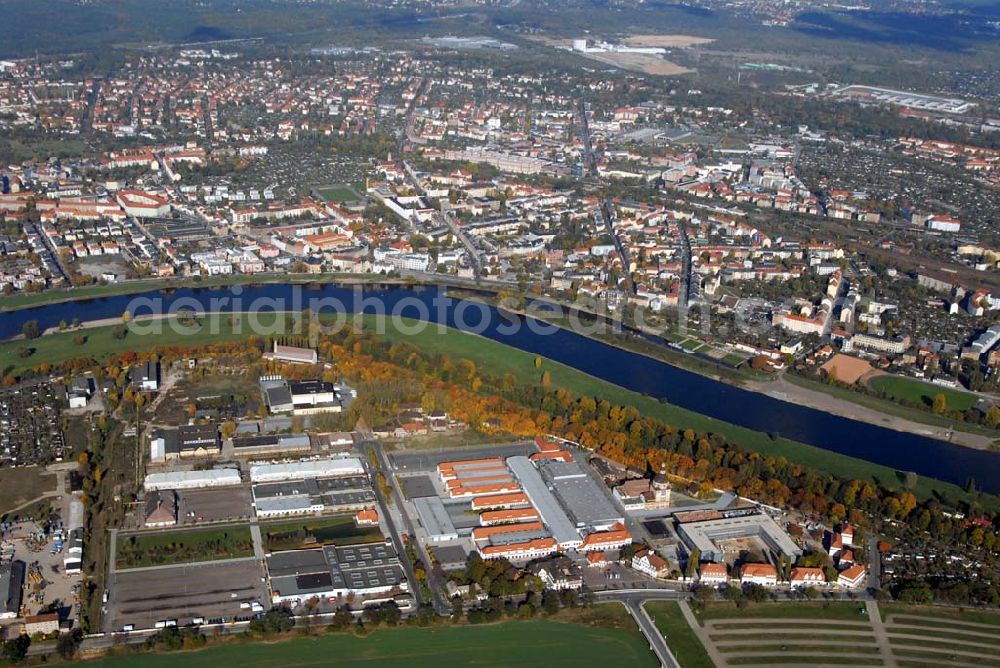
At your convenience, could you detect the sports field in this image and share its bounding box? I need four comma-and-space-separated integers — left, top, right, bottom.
869, 375, 978, 412
317, 185, 361, 202
88, 616, 658, 667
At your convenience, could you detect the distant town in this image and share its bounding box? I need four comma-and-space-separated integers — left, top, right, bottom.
0, 0, 999, 664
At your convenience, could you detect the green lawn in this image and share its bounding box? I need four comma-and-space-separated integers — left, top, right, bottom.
115, 526, 255, 569
317, 186, 360, 202
262, 515, 383, 551
888, 628, 1000, 646
644, 601, 714, 668
718, 643, 879, 654
692, 601, 871, 625
1, 314, 262, 376
1, 136, 87, 162
722, 353, 748, 367
87, 615, 658, 667
870, 375, 978, 412
0, 466, 55, 517
679, 338, 705, 352
727, 657, 882, 666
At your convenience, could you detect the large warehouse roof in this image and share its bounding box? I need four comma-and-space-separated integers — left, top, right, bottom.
507, 456, 580, 548
144, 468, 241, 491
413, 496, 459, 542
250, 457, 364, 483
538, 459, 622, 530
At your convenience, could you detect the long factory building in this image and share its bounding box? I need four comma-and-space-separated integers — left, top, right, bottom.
432, 449, 632, 560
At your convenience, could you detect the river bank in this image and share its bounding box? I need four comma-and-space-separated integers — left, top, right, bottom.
748, 374, 996, 451
471, 293, 1000, 453
0, 272, 480, 313
3, 282, 1000, 487
3, 308, 998, 507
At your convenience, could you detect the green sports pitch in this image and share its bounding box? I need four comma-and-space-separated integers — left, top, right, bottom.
869, 375, 978, 412
317, 186, 361, 202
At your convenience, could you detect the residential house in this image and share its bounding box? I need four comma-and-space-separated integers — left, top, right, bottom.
789, 566, 826, 588
529, 556, 584, 591
739, 563, 778, 586
698, 563, 729, 586
837, 564, 867, 589
632, 548, 670, 579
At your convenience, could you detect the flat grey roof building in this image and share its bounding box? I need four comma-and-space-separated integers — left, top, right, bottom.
414, 496, 459, 542
538, 459, 622, 531
253, 475, 370, 500
430, 545, 469, 571
0, 560, 24, 619
507, 456, 580, 548
252, 474, 374, 517
266, 542, 406, 603
400, 475, 437, 499
675, 509, 802, 563
484, 527, 551, 547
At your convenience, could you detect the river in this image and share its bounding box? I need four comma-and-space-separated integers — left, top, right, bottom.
2, 282, 999, 492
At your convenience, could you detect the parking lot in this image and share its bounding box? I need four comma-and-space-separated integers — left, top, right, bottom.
388, 442, 537, 473
104, 559, 268, 632
178, 487, 254, 525
398, 475, 437, 499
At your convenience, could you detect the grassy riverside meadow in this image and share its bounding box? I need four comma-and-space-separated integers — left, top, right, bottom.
870, 375, 980, 413
0, 311, 996, 509
86, 610, 658, 667
9, 275, 990, 437
785, 373, 1000, 439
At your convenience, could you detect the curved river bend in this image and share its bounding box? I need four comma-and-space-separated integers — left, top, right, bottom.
2, 283, 999, 492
